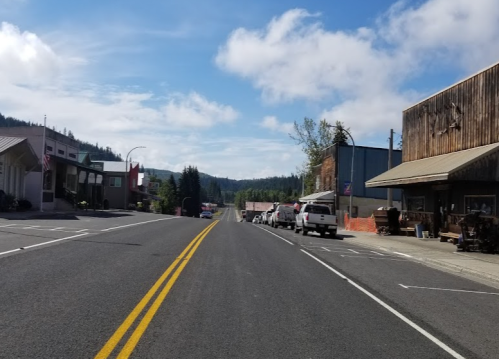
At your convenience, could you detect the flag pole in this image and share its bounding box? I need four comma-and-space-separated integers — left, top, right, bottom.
39, 115, 47, 212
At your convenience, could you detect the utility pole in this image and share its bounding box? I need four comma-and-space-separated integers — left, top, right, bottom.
387, 129, 393, 207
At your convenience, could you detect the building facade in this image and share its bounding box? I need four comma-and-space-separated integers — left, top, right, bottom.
0, 127, 104, 210
91, 161, 139, 209
316, 144, 402, 217
367, 61, 499, 236
0, 136, 39, 200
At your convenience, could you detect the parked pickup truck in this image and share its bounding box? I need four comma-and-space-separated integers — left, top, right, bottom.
294, 203, 337, 238
269, 205, 296, 230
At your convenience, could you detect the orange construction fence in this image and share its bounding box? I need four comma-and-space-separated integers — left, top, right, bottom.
344, 213, 377, 233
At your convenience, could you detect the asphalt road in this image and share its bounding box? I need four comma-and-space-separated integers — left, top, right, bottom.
0, 206, 498, 358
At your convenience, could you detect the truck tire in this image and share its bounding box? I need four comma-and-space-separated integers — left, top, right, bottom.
320, 230, 326, 238
302, 223, 308, 236
329, 230, 337, 238
290, 224, 295, 230
294, 226, 299, 233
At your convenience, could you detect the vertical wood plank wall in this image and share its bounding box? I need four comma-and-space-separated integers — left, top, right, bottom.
403, 63, 499, 162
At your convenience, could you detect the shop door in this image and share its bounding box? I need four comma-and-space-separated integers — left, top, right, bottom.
433, 190, 449, 236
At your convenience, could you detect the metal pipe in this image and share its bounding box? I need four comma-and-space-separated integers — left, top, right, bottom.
124, 146, 146, 210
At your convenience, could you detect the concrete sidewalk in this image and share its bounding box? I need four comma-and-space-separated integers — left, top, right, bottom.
341, 230, 499, 286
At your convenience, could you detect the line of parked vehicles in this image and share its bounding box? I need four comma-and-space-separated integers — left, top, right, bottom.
251, 203, 338, 238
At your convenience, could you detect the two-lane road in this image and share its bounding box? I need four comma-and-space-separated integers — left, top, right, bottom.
0, 207, 496, 358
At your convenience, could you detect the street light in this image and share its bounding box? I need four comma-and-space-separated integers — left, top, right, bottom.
326, 124, 355, 219
181, 196, 191, 216
124, 146, 146, 210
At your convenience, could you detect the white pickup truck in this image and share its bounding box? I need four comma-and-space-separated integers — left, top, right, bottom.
294, 203, 337, 238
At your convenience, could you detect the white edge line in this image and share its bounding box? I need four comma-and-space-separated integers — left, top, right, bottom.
371, 251, 384, 256
339, 255, 408, 261
399, 284, 499, 296
321, 247, 331, 252
0, 233, 89, 256
301, 249, 465, 359
348, 249, 360, 254
21, 233, 89, 249
393, 251, 413, 258
101, 217, 177, 231
0, 248, 22, 256
255, 226, 294, 246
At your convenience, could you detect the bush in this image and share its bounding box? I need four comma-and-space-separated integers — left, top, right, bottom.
17, 199, 32, 211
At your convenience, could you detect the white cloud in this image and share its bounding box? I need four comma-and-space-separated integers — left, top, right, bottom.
162, 92, 239, 128
0, 22, 254, 177
260, 116, 294, 134
216, 1, 499, 139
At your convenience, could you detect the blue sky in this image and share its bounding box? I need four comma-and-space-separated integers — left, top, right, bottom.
1, 0, 499, 179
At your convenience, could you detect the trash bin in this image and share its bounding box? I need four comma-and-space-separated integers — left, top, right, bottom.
415, 224, 424, 238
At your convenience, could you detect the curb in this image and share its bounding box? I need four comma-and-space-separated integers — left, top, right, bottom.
343, 235, 499, 285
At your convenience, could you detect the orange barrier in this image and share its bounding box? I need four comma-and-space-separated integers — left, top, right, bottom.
344, 213, 377, 233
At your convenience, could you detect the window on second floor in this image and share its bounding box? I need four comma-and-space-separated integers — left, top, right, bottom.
58, 149, 65, 155
68, 153, 76, 159
109, 177, 122, 187
46, 145, 53, 152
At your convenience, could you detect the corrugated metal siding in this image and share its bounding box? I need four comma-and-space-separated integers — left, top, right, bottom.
0, 136, 26, 154
338, 146, 402, 201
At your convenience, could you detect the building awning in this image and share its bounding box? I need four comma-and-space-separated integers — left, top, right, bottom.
366, 143, 499, 188
299, 190, 335, 203
131, 189, 161, 201
54, 156, 105, 174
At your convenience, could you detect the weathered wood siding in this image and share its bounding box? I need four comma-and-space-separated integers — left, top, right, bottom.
403, 62, 499, 162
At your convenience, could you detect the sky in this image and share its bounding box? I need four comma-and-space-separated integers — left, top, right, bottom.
1, 0, 499, 180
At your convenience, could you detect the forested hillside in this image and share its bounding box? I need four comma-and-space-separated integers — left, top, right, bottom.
0, 113, 122, 161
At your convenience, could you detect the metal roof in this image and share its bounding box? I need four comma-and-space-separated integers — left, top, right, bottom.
0, 136, 26, 154
0, 136, 40, 170
299, 190, 335, 203
94, 161, 139, 173
366, 143, 499, 188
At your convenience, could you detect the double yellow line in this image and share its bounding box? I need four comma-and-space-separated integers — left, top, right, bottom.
95, 220, 219, 359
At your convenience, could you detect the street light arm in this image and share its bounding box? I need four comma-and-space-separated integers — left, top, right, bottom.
326, 124, 355, 218
124, 146, 146, 210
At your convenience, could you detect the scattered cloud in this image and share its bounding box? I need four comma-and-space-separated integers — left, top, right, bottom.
162, 92, 239, 128
260, 116, 294, 135
0, 21, 254, 177
216, 0, 499, 139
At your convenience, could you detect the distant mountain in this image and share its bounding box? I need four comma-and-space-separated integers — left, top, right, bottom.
145, 168, 301, 193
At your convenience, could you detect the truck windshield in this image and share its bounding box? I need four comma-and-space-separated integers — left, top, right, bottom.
307, 205, 330, 215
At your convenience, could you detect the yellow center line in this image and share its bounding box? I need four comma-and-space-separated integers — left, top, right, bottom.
94, 220, 219, 359
117, 220, 218, 358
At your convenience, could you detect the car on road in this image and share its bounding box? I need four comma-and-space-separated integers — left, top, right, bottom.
295, 203, 337, 237
269, 205, 296, 230
252, 215, 261, 223
200, 211, 213, 219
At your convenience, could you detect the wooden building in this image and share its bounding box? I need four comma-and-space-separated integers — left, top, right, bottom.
366, 61, 499, 237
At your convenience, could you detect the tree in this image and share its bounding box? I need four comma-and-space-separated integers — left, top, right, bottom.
332, 120, 349, 146
168, 174, 178, 206
290, 118, 334, 194
178, 166, 201, 217
157, 181, 177, 215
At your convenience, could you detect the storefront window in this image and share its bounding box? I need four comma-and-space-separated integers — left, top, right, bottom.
406, 196, 425, 211
465, 195, 495, 216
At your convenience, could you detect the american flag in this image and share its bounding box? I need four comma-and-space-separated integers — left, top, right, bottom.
43, 154, 50, 172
